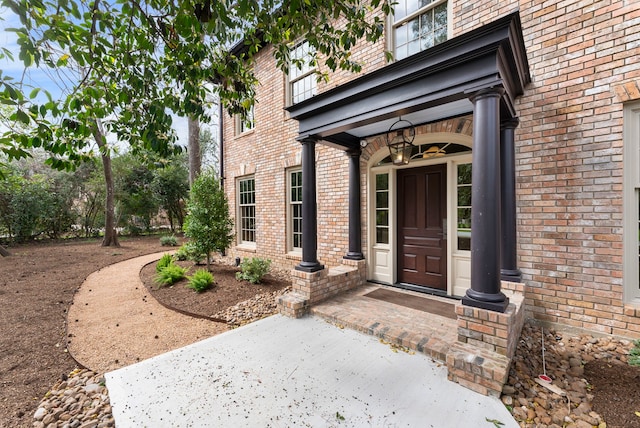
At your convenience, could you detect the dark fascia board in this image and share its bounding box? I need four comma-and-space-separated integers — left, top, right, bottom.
286, 10, 530, 121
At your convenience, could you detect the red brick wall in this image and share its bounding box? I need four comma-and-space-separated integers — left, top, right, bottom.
222, 1, 640, 338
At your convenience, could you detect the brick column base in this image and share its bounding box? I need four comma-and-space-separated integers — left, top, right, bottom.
446, 282, 525, 397
277, 259, 366, 318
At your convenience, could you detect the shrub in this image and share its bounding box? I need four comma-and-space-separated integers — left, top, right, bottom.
183, 171, 234, 268
155, 264, 187, 287
175, 242, 204, 264
186, 269, 214, 293
160, 235, 178, 246
236, 257, 271, 284
156, 254, 174, 272
630, 340, 640, 367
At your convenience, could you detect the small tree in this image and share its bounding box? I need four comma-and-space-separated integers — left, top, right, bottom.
183, 171, 233, 269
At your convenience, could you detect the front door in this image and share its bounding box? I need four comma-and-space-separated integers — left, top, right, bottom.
397, 165, 447, 291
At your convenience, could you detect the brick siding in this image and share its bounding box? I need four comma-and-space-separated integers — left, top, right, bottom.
222, 1, 640, 338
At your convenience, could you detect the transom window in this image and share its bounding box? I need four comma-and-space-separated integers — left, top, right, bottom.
392, 0, 448, 61
289, 41, 317, 105
377, 142, 470, 166
288, 169, 303, 251
238, 177, 256, 244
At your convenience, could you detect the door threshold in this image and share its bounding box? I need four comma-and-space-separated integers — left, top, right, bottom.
391, 282, 459, 302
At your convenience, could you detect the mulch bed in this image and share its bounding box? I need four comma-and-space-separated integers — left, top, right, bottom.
140, 260, 289, 320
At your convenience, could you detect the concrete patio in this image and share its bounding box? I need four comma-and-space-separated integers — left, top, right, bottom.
106, 314, 517, 427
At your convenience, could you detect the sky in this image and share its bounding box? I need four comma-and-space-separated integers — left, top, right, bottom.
0, 6, 195, 150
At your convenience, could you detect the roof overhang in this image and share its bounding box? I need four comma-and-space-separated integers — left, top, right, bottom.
286, 11, 531, 151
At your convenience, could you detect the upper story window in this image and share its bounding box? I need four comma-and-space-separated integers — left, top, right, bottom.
237, 176, 256, 245
288, 41, 317, 105
392, 0, 448, 61
236, 104, 254, 134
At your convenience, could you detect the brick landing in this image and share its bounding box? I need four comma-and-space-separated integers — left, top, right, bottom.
310, 284, 458, 363
309, 283, 525, 397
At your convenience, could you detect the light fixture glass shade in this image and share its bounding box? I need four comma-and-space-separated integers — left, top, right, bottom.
386, 119, 415, 165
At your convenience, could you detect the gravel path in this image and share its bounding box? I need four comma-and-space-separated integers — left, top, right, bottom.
66, 252, 228, 373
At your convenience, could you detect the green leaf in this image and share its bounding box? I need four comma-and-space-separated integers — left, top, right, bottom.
29, 88, 41, 99
15, 109, 30, 125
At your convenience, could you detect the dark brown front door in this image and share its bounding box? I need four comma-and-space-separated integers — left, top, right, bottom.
397, 165, 447, 291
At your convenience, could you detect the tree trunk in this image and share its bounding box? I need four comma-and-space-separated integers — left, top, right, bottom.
188, 116, 201, 186
92, 120, 120, 247
0, 246, 10, 257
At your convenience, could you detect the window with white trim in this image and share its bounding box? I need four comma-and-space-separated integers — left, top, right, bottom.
623, 102, 640, 303
456, 163, 472, 251
392, 0, 448, 61
375, 173, 390, 244
287, 168, 303, 252
288, 41, 317, 105
237, 176, 256, 244
236, 104, 254, 134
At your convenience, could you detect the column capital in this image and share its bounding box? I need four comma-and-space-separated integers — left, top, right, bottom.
501, 118, 520, 130
468, 86, 505, 103
345, 146, 362, 157
297, 135, 319, 144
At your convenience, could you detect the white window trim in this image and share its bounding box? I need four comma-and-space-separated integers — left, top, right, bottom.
387, 0, 451, 61
623, 102, 640, 304
287, 167, 303, 254
286, 40, 317, 106
236, 175, 256, 248
235, 104, 255, 135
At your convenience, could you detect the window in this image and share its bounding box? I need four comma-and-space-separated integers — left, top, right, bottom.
238, 177, 256, 244
236, 104, 254, 134
288, 41, 317, 105
456, 163, 472, 251
624, 102, 640, 303
375, 173, 390, 244
392, 0, 448, 61
288, 169, 303, 251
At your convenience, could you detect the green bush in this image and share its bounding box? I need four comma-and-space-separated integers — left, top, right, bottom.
630, 340, 640, 366
236, 257, 271, 284
186, 269, 214, 293
156, 254, 174, 273
155, 264, 187, 287
175, 242, 204, 264
160, 235, 178, 246
183, 171, 234, 268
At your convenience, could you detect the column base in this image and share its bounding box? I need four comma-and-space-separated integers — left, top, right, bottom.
462, 294, 510, 313
295, 261, 324, 273
343, 252, 364, 261
500, 268, 522, 283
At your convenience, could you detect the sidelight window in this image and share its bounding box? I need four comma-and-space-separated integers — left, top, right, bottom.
456, 163, 472, 251
375, 173, 390, 244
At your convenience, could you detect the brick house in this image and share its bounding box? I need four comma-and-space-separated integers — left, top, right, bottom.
220, 0, 640, 393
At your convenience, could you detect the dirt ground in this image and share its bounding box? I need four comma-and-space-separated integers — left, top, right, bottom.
1, 236, 639, 428
0, 236, 163, 427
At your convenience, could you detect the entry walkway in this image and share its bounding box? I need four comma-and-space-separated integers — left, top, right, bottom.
106, 315, 517, 427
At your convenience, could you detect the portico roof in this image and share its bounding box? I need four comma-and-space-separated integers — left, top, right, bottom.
286, 11, 531, 150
